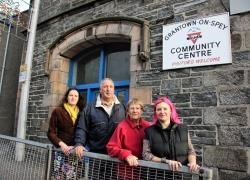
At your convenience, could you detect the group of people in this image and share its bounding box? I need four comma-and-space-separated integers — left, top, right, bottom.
47, 78, 200, 178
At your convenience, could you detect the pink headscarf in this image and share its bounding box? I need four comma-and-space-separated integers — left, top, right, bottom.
152, 97, 181, 124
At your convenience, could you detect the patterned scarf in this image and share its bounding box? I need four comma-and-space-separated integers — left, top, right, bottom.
64, 103, 79, 125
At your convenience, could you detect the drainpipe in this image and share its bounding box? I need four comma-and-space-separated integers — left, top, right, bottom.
16, 0, 40, 161
0, 24, 11, 94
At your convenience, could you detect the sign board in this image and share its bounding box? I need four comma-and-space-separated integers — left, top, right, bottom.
19, 64, 27, 82
163, 13, 232, 70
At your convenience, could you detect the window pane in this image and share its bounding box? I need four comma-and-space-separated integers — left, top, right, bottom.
106, 43, 130, 81
80, 91, 87, 107
76, 50, 99, 84
116, 90, 128, 105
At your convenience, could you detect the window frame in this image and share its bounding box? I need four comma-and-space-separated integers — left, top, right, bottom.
68, 45, 130, 103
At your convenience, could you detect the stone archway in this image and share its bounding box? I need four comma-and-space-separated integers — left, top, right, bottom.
45, 17, 151, 116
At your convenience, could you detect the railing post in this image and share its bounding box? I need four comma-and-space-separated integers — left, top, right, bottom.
45, 144, 53, 180
199, 167, 213, 180
15, 143, 25, 161
84, 157, 89, 180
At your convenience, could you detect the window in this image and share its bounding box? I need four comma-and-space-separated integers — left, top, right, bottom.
69, 43, 130, 104
230, 0, 250, 15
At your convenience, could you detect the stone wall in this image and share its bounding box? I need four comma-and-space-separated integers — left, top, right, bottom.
27, 0, 250, 179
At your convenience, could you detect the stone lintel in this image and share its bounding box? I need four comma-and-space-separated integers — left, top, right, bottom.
130, 87, 152, 104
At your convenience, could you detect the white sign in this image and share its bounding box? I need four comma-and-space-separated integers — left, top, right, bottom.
163, 13, 232, 70
19, 64, 27, 82
19, 71, 27, 82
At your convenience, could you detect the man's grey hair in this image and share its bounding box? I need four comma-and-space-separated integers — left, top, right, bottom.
100, 78, 114, 89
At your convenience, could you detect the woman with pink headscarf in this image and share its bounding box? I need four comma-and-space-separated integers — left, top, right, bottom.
142, 97, 199, 172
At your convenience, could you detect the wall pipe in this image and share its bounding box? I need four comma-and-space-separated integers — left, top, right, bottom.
0, 24, 11, 94
16, 0, 40, 141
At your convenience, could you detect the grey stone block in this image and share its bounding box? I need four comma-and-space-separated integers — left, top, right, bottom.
218, 126, 243, 146
195, 131, 216, 138
162, 79, 181, 91
188, 125, 216, 131
204, 70, 244, 86
231, 33, 242, 50
191, 137, 216, 145
204, 146, 248, 171
183, 117, 202, 125
219, 87, 250, 105
232, 51, 250, 68
182, 77, 202, 88
204, 107, 248, 125
178, 108, 202, 117
169, 69, 190, 78
191, 92, 217, 107
168, 93, 190, 103
241, 128, 250, 146
138, 80, 161, 86
157, 7, 174, 19
219, 169, 250, 180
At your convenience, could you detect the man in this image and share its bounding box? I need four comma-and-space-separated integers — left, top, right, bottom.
74, 78, 126, 157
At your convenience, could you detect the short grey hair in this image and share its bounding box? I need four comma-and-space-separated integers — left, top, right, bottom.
100, 78, 114, 89
127, 98, 144, 112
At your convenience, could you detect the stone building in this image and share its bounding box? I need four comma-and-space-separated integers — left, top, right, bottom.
23, 0, 250, 179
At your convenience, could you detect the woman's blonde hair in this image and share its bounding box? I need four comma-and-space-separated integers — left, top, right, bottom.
126, 98, 144, 112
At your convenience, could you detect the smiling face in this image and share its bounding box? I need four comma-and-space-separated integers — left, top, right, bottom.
128, 103, 143, 121
67, 89, 79, 107
155, 102, 171, 123
100, 79, 115, 101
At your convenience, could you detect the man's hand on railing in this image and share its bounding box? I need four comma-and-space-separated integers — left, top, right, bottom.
125, 155, 139, 167
75, 145, 87, 159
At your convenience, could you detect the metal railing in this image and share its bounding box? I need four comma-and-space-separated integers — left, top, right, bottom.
0, 134, 213, 180
50, 149, 212, 180
0, 134, 51, 180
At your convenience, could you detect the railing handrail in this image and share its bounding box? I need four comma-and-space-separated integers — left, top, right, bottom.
53, 147, 213, 179
0, 134, 51, 149
83, 151, 194, 173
